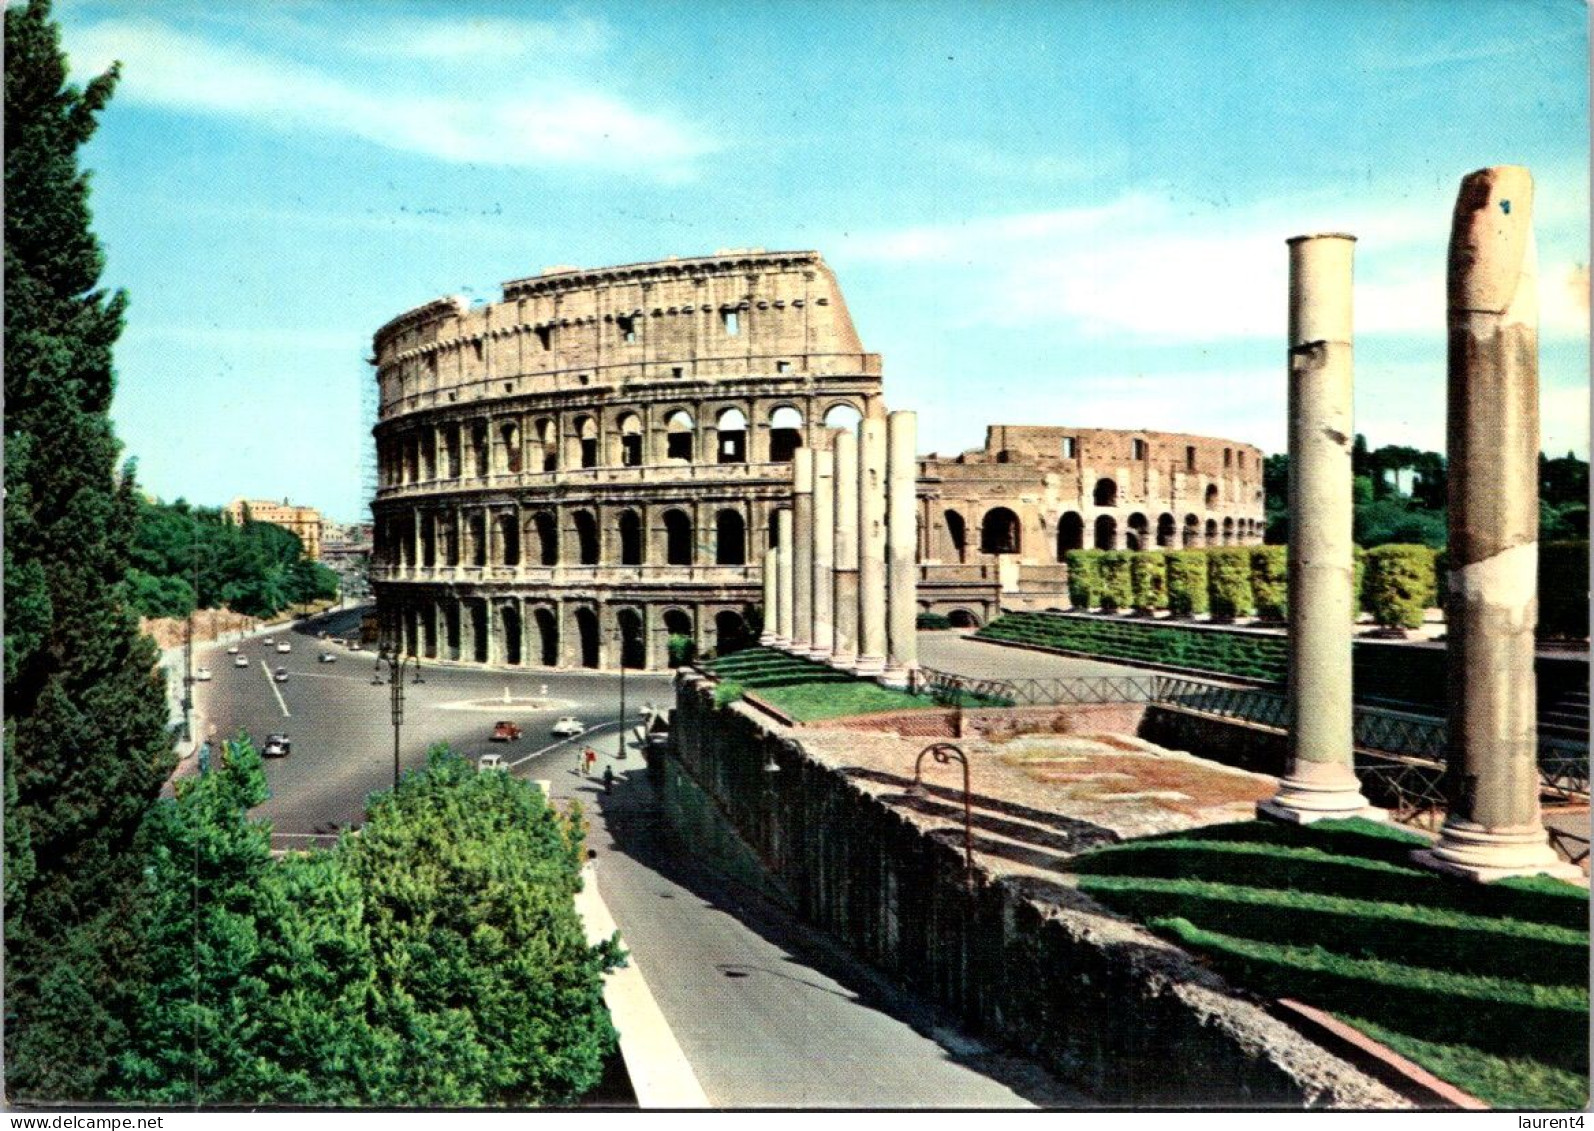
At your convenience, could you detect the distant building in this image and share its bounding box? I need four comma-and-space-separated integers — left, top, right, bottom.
226, 497, 324, 561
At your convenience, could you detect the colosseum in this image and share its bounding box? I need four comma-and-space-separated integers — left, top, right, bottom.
368, 250, 1264, 669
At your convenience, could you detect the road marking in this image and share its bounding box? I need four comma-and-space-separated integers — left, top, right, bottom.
507, 721, 618, 770
259, 660, 292, 718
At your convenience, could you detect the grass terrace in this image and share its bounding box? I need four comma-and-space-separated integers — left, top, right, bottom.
1069, 818, 1589, 1109
703, 648, 935, 722
978, 612, 1289, 682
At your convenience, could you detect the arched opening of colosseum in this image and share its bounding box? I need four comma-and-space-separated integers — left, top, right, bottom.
422, 606, 437, 659
421, 431, 437, 479
716, 509, 747, 566
1127, 513, 1149, 551
1183, 514, 1200, 547
498, 513, 520, 567
1205, 518, 1218, 544
1205, 483, 1219, 509
530, 511, 557, 565
421, 515, 436, 567
575, 416, 599, 469
716, 408, 748, 464
947, 608, 982, 629
444, 515, 460, 565
715, 609, 751, 656
471, 423, 489, 478
617, 414, 644, 467
499, 422, 521, 474
767, 506, 789, 550
470, 601, 489, 663
500, 605, 522, 666
1223, 516, 1235, 545
534, 607, 558, 667
618, 510, 644, 565
1057, 512, 1084, 558
445, 424, 462, 478
769, 406, 804, 463
469, 512, 487, 567
664, 509, 693, 565
945, 509, 968, 563
535, 418, 558, 471
1093, 478, 1118, 508
980, 507, 1021, 555
823, 403, 863, 435
618, 608, 646, 669
444, 602, 461, 661
574, 607, 600, 669
1157, 513, 1176, 548
573, 510, 599, 566
665, 410, 695, 463
1094, 515, 1117, 550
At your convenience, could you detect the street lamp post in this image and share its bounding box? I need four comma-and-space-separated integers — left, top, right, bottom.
372, 642, 424, 789
908, 742, 975, 892
616, 659, 627, 760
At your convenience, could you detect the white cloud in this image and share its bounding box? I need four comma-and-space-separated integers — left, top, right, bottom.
65, 17, 714, 178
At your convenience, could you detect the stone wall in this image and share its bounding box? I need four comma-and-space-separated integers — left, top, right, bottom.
667, 676, 1405, 1107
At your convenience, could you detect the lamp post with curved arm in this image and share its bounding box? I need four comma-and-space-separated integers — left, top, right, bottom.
908, 742, 974, 892
371, 644, 424, 789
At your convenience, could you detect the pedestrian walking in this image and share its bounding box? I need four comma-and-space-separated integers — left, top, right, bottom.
602, 765, 615, 794
584, 746, 597, 776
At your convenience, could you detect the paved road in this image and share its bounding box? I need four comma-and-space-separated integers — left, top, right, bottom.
919, 629, 1150, 680
188, 615, 1076, 1107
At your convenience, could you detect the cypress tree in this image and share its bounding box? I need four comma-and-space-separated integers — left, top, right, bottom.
5, 0, 175, 1100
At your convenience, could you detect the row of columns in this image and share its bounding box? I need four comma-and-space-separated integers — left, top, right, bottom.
761, 411, 919, 688
1260, 165, 1575, 883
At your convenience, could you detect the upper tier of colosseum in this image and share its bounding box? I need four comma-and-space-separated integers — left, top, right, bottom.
372, 250, 877, 420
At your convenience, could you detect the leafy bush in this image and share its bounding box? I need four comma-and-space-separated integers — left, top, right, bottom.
1099, 552, 1133, 612
1363, 544, 1438, 630
713, 679, 745, 708
1207, 548, 1256, 620
1131, 552, 1169, 613
1354, 546, 1368, 615
1166, 551, 1210, 617
667, 632, 697, 666
1538, 541, 1588, 640
1066, 550, 1105, 610
917, 612, 954, 631
1250, 546, 1288, 621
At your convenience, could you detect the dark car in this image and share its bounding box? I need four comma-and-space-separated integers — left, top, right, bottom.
263, 733, 291, 758
491, 720, 523, 742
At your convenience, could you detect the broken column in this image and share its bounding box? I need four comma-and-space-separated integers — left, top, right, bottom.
831, 428, 860, 671
791, 449, 815, 656
854, 417, 888, 677
1258, 233, 1381, 825
774, 508, 794, 649
882, 411, 919, 688
760, 545, 778, 646
1413, 165, 1577, 880
811, 447, 836, 662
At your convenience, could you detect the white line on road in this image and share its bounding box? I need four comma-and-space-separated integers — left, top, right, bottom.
259, 660, 292, 718
507, 721, 618, 770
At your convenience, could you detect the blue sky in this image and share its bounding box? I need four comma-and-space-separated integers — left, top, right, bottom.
51, 0, 1590, 523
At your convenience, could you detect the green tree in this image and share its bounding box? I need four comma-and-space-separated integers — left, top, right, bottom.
4, 0, 176, 1099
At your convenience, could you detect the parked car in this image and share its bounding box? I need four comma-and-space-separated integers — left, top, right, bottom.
491, 720, 523, 742
263, 636, 275, 645
477, 753, 508, 773
263, 733, 291, 758
273, 667, 289, 683
551, 716, 585, 738
233, 654, 250, 668
318, 652, 337, 663
193, 667, 212, 682
276, 641, 292, 654
226, 644, 239, 655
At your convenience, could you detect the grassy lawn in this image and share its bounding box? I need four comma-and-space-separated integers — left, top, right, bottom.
1069, 818, 1589, 1110
703, 648, 934, 721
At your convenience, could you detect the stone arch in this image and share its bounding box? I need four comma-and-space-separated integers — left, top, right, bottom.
715, 508, 746, 565
664, 409, 695, 463
1157, 512, 1176, 548
1127, 512, 1149, 551
980, 507, 1021, 555
574, 415, 599, 469
663, 608, 693, 639
1205, 518, 1218, 544
471, 421, 489, 478
499, 420, 522, 474
1183, 513, 1201, 547
616, 412, 643, 467
530, 511, 557, 565
618, 508, 644, 565
663, 508, 693, 565
1222, 516, 1235, 545
573, 509, 599, 565
470, 599, 489, 663
715, 609, 751, 656
769, 405, 804, 463
1057, 511, 1084, 558
499, 603, 522, 665
617, 607, 646, 669
945, 508, 968, 563
716, 406, 748, 464
822, 402, 863, 433
1205, 482, 1219, 509
1094, 514, 1117, 550
1093, 477, 1118, 507
468, 511, 487, 567
533, 606, 558, 667
946, 608, 982, 629
535, 417, 558, 471
574, 606, 600, 669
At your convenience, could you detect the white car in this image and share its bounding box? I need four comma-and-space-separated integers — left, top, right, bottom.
193, 667, 212, 682
263, 636, 275, 645
276, 641, 292, 654
551, 716, 586, 738
233, 655, 250, 668
226, 644, 239, 655
477, 753, 508, 773
273, 667, 289, 683
318, 652, 337, 663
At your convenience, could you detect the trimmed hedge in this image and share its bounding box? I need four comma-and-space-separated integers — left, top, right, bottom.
1363, 544, 1438, 630
916, 612, 954, 631
1354, 546, 1368, 615
1100, 551, 1134, 612
1539, 541, 1589, 640
1250, 546, 1288, 621
976, 611, 1286, 682
1066, 550, 1105, 610
1208, 548, 1256, 621
1166, 551, 1210, 617
1131, 551, 1169, 613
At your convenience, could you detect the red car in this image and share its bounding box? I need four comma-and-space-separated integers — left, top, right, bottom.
491, 720, 523, 742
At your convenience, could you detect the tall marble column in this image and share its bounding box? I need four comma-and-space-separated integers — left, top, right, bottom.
1413, 166, 1577, 881
760, 545, 778, 646
791, 449, 815, 656
811, 448, 836, 661
831, 429, 860, 670
854, 418, 888, 677
882, 411, 919, 688
1259, 233, 1380, 825
775, 508, 794, 649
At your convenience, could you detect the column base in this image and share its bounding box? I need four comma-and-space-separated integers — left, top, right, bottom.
758, 632, 776, 646
1257, 768, 1386, 825
829, 652, 857, 673
1412, 818, 1584, 883
878, 664, 910, 690
806, 647, 833, 664
852, 654, 886, 678
769, 635, 791, 650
